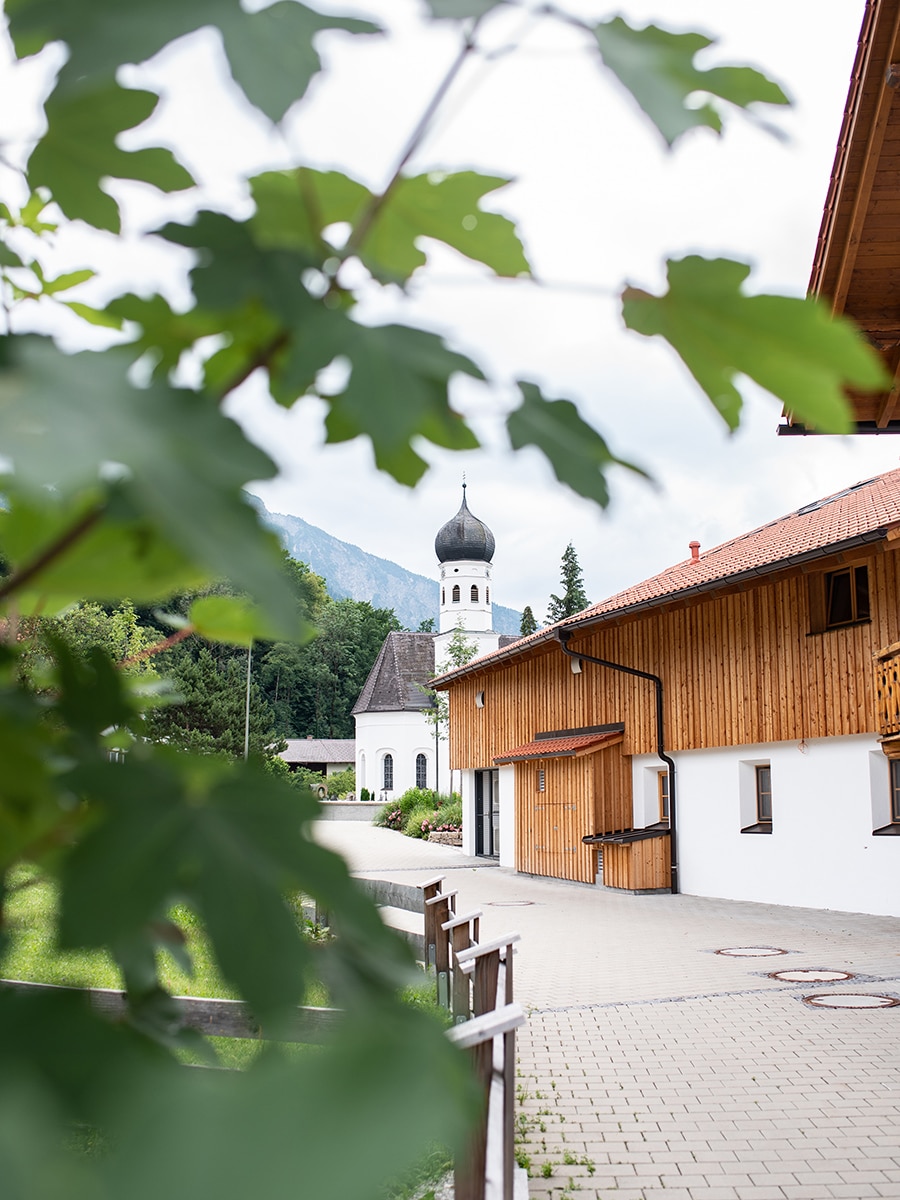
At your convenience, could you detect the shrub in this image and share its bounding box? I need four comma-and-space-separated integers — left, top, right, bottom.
375, 805, 405, 831
359, 786, 371, 803
325, 766, 355, 797
433, 798, 462, 831
403, 803, 437, 839
395, 787, 436, 818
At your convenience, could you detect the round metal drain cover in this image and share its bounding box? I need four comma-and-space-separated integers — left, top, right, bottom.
716, 946, 788, 957
803, 993, 899, 1009
770, 969, 853, 983
486, 900, 534, 907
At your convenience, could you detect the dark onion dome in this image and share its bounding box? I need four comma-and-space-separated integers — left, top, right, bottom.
435, 485, 495, 563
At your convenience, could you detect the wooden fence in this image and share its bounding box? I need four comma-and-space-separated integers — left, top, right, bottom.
1, 873, 525, 1200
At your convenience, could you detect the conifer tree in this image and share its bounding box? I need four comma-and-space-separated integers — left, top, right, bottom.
546, 543, 590, 623
520, 605, 538, 636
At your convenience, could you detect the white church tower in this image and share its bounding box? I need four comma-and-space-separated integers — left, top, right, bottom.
434, 484, 502, 664
353, 484, 505, 802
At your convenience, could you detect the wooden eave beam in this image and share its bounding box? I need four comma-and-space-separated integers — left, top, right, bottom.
876, 357, 900, 425
831, 2, 900, 314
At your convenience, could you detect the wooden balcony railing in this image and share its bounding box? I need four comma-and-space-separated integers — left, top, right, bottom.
875, 641, 900, 738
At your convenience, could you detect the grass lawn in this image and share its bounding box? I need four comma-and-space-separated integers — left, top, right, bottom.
1, 865, 328, 1066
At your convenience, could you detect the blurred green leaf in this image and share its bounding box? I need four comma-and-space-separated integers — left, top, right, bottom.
316, 322, 483, 484
622, 257, 887, 431
28, 84, 193, 232
360, 171, 531, 284
507, 381, 647, 507
0, 488, 211, 614
1, 340, 300, 635
107, 293, 225, 376
100, 1010, 475, 1200
62, 301, 124, 329
592, 17, 788, 146
161, 212, 315, 325
7, 0, 380, 120
250, 167, 368, 253
189, 595, 310, 647
0, 684, 62, 871
0, 243, 24, 268
41, 269, 93, 296
424, 0, 506, 15
60, 754, 408, 1022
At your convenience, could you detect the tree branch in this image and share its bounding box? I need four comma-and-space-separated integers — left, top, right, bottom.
120, 624, 193, 668
0, 504, 105, 602
341, 19, 484, 265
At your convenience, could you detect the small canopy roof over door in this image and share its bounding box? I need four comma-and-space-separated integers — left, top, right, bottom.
785, 0, 900, 432
494, 729, 623, 764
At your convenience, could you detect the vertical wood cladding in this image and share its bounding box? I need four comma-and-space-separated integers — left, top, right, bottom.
448, 549, 900, 768
602, 836, 671, 891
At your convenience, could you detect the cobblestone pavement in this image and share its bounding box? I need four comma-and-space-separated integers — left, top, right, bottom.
316, 822, 900, 1199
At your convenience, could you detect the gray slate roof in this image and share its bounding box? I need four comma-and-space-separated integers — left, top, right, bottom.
281, 738, 356, 764
352, 631, 436, 715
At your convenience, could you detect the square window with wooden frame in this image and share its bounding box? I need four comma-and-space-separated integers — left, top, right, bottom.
809, 565, 870, 633
658, 770, 670, 824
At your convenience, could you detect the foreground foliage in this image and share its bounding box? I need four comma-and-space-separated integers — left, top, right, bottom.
0, 0, 889, 1196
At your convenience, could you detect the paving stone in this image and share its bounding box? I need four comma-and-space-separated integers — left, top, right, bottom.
316, 822, 900, 1200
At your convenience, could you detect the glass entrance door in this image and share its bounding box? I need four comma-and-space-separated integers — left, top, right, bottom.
475, 769, 500, 858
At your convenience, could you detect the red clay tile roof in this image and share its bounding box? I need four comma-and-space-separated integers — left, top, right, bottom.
494, 731, 623, 763
433, 467, 900, 686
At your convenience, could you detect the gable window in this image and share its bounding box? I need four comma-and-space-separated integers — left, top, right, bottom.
415, 753, 427, 789
810, 565, 871, 632
537, 768, 545, 793
452, 585, 460, 603
383, 754, 393, 791
471, 585, 479, 602
826, 566, 869, 628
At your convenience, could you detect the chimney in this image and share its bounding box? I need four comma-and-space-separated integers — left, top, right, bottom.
689, 540, 701, 563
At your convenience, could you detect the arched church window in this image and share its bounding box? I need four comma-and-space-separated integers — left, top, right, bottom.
486, 588, 490, 603
452, 585, 460, 603
441, 588, 445, 605
471, 585, 478, 603
383, 754, 393, 790
415, 753, 427, 789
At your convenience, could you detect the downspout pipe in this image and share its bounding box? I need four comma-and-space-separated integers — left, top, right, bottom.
556, 629, 678, 895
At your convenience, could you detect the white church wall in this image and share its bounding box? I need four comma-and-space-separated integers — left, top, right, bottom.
631, 733, 900, 917
355, 709, 449, 799
438, 559, 492, 634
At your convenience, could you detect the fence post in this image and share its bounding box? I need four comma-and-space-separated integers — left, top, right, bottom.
417, 875, 445, 969
425, 890, 457, 1007
442, 910, 482, 1022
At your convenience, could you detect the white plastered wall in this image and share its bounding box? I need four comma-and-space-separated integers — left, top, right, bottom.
459, 764, 516, 863
355, 709, 449, 799
631, 733, 900, 917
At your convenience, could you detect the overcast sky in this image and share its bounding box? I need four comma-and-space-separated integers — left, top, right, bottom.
6, 0, 898, 620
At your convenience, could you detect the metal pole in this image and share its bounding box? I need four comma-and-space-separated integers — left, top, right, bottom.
243, 641, 252, 760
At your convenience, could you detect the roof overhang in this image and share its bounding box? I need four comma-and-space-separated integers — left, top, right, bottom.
431, 526, 893, 687
785, 0, 900, 433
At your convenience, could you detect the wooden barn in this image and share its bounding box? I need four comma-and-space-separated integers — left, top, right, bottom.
432, 469, 900, 917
